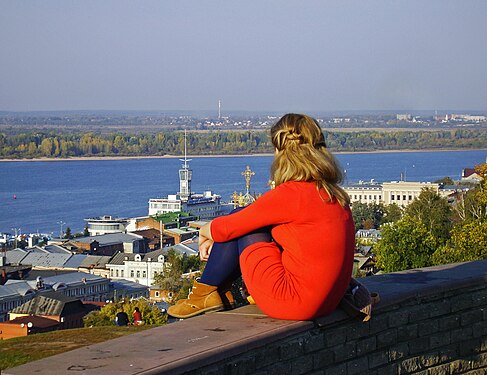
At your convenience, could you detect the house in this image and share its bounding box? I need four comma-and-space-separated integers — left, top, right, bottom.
0, 315, 60, 340
461, 168, 482, 183
64, 233, 146, 256
9, 291, 87, 330
0, 272, 111, 321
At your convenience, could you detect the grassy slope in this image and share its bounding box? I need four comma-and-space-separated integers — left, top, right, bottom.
0, 325, 155, 370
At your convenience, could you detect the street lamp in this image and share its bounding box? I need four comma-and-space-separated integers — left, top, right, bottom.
11, 228, 20, 249
57, 221, 66, 239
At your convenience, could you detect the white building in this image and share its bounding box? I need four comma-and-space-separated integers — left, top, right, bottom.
344, 181, 468, 207
84, 216, 129, 236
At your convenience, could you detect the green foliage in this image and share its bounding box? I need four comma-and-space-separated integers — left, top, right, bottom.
351, 202, 384, 231
152, 249, 201, 302
2, 128, 487, 159
83, 299, 167, 327
375, 217, 438, 273
381, 203, 403, 225
403, 188, 452, 244
432, 220, 487, 264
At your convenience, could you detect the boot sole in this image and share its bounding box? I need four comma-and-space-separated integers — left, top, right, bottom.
168, 304, 224, 319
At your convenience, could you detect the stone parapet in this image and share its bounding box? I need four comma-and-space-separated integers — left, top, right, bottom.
5, 259, 487, 375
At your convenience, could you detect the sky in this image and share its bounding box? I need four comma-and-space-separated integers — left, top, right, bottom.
1, 1, 487, 113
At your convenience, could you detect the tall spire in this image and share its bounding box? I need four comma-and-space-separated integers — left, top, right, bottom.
178, 129, 192, 201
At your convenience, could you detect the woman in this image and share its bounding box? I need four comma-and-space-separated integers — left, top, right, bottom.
168, 113, 355, 320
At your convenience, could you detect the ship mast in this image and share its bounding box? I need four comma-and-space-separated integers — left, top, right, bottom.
178, 129, 192, 201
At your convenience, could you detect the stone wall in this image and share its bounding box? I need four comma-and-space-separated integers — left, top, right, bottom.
5, 260, 487, 375
192, 281, 487, 375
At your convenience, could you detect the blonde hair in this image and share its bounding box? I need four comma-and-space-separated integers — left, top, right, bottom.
270, 113, 350, 206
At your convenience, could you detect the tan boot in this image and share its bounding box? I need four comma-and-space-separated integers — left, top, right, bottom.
168, 280, 224, 319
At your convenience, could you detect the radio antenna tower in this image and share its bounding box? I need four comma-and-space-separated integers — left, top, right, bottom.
218, 99, 221, 120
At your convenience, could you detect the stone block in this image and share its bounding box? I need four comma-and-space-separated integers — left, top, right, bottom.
324, 326, 347, 347
388, 342, 409, 361
304, 332, 326, 353
430, 331, 451, 349
461, 309, 484, 327
355, 336, 376, 356
265, 361, 292, 375
472, 320, 487, 338
407, 304, 430, 323
397, 323, 418, 341
369, 314, 389, 335
429, 300, 451, 318
324, 362, 347, 375
420, 351, 441, 367
436, 343, 458, 364
470, 352, 487, 370
398, 357, 421, 374
306, 371, 325, 375
346, 356, 369, 375
438, 315, 460, 331
376, 328, 398, 349
290, 355, 314, 375
227, 356, 256, 375
333, 342, 356, 362
388, 310, 410, 328
409, 337, 430, 355
368, 350, 389, 369
449, 359, 472, 373
279, 337, 305, 361
312, 349, 334, 369
459, 338, 481, 356
470, 288, 487, 307
451, 326, 473, 342
418, 320, 439, 336
451, 294, 474, 313
345, 321, 370, 340
375, 363, 398, 375
254, 344, 280, 369
428, 363, 451, 375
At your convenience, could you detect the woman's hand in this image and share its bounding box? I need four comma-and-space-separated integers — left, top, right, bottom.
198, 222, 214, 262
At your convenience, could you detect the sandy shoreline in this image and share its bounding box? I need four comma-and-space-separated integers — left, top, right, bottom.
0, 148, 486, 162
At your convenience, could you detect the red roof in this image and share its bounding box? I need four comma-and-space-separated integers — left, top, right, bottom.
5, 315, 60, 329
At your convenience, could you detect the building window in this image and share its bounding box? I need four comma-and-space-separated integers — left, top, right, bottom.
121, 270, 124, 277
116, 270, 119, 277
136, 270, 140, 278
403, 195, 406, 201
155, 291, 160, 297
130, 270, 134, 277
391, 195, 395, 200
409, 195, 412, 200
143, 271, 147, 278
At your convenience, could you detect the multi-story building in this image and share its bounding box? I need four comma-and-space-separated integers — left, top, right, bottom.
84, 216, 129, 236
344, 181, 468, 207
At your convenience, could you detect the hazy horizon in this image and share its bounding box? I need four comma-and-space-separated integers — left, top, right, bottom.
1, 1, 487, 112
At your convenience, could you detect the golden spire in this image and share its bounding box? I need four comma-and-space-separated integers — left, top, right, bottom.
241, 165, 255, 194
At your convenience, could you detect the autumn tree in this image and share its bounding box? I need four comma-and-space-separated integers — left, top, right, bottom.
403, 188, 452, 244
83, 298, 167, 327
374, 217, 438, 273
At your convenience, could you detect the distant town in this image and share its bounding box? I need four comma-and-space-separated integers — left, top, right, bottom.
1, 110, 487, 131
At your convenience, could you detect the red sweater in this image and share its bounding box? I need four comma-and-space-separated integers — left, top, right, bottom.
211, 181, 355, 320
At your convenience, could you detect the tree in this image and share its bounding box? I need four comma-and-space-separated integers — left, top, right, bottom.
381, 203, 402, 225
374, 217, 438, 273
432, 220, 487, 264
403, 188, 452, 244
351, 202, 384, 231
83, 224, 90, 237
83, 299, 167, 327
64, 227, 72, 239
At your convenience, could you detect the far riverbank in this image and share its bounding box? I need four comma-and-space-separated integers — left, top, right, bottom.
1, 148, 486, 162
